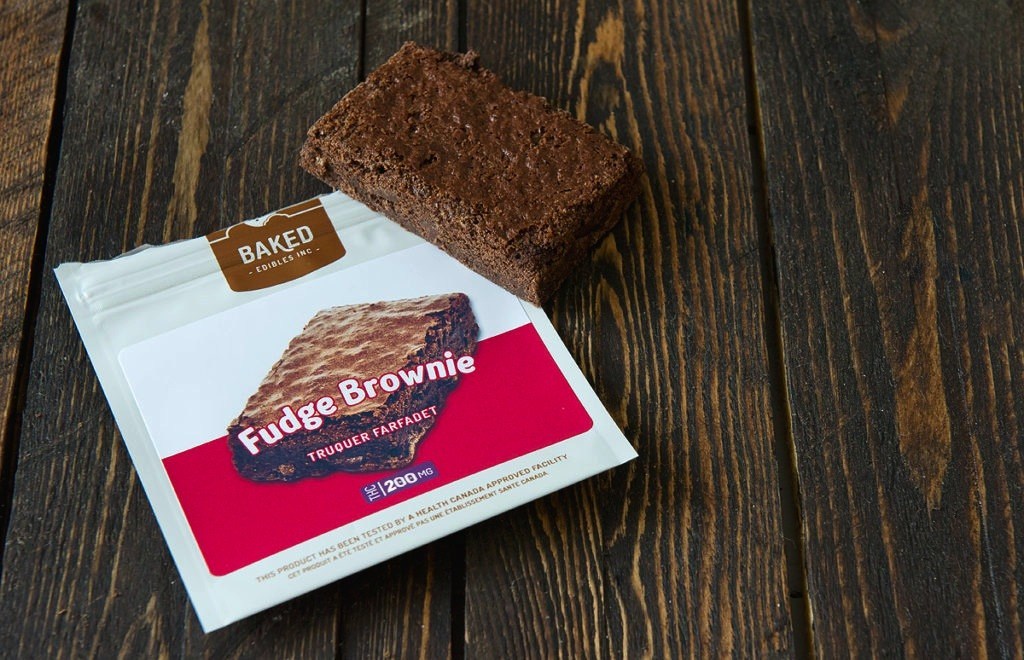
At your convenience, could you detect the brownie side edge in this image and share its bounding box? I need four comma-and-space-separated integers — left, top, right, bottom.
300, 130, 643, 304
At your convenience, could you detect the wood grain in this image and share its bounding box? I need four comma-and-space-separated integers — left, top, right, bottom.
0, 1, 358, 656
365, 0, 458, 71
751, 0, 1024, 655
464, 0, 793, 656
0, 0, 69, 544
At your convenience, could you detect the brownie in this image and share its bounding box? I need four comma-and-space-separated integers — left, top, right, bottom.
299, 42, 643, 305
228, 293, 478, 481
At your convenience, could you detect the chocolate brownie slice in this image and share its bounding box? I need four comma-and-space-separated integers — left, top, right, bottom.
299, 42, 643, 305
228, 293, 477, 481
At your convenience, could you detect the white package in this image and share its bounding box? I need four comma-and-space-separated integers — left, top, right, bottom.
56, 192, 636, 631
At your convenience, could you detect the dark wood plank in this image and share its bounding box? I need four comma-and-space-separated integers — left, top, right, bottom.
0, 0, 69, 544
0, 1, 359, 656
338, 9, 462, 659
751, 0, 1024, 655
464, 1, 793, 656
337, 540, 454, 660
364, 0, 458, 72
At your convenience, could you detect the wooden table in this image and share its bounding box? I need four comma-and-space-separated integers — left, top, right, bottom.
1, 0, 1021, 656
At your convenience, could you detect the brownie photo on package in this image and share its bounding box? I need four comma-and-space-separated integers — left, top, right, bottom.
228, 293, 478, 481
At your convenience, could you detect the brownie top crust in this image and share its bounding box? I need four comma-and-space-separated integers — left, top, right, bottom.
232, 293, 472, 424
302, 42, 640, 250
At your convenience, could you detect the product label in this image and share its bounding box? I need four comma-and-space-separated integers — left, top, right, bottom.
120, 242, 593, 576
207, 198, 345, 291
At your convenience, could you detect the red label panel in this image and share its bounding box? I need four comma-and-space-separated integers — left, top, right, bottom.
162, 323, 592, 575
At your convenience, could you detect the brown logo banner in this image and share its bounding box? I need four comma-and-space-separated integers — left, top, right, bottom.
207, 198, 345, 292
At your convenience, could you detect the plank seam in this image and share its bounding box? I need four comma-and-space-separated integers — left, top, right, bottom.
450, 534, 466, 660
0, 0, 79, 573
735, 0, 814, 657
457, 0, 466, 52
356, 0, 367, 82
